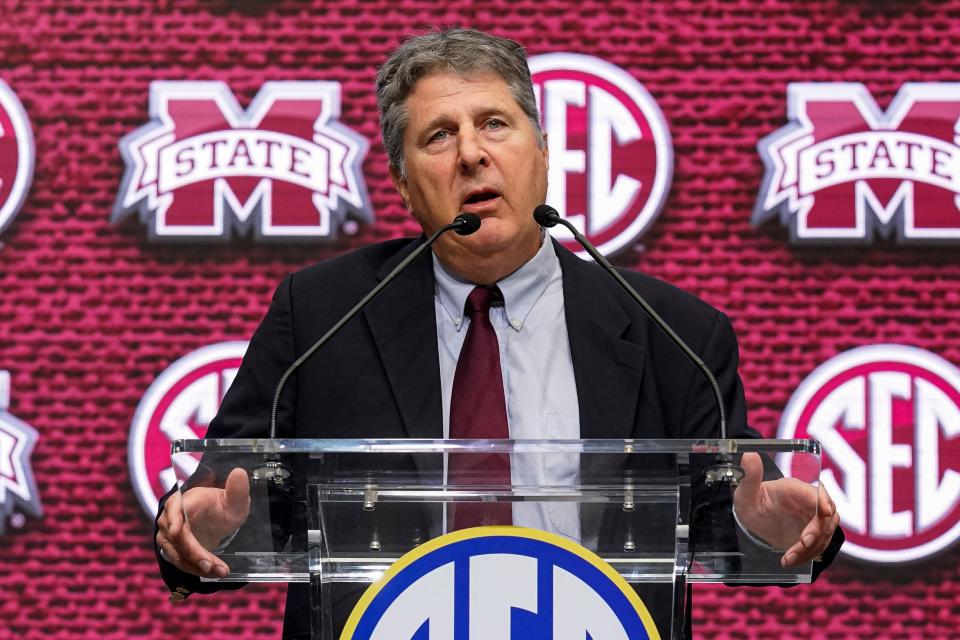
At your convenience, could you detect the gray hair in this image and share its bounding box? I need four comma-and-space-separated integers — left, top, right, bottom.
376, 28, 544, 178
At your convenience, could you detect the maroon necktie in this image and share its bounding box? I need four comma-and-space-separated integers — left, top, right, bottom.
448, 286, 512, 528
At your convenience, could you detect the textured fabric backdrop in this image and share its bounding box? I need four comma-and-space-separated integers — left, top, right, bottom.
0, 0, 957, 638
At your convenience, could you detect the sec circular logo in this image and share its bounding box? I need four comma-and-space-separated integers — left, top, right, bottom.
127, 341, 247, 517
777, 344, 960, 563
0, 80, 34, 236
342, 526, 660, 640
530, 53, 673, 258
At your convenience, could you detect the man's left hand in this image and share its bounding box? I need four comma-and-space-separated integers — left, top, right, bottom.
733, 452, 840, 568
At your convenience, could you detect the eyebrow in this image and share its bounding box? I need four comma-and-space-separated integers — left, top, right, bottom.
419, 114, 454, 140
417, 108, 514, 142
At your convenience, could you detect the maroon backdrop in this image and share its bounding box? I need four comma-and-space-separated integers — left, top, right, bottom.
0, 1, 958, 638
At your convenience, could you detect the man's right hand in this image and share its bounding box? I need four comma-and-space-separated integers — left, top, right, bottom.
155, 467, 251, 579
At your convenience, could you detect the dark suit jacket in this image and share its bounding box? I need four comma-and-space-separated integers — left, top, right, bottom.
157, 237, 841, 638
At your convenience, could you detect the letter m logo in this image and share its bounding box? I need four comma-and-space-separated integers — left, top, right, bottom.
114, 81, 373, 241
754, 83, 960, 244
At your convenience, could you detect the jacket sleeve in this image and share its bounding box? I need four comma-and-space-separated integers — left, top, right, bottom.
207, 273, 298, 440
154, 274, 298, 597
680, 310, 844, 581
678, 310, 756, 441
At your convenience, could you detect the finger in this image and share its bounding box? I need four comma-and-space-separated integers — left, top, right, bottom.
782, 514, 832, 566
803, 502, 841, 557
180, 521, 230, 578
166, 547, 214, 577
781, 539, 807, 567
799, 511, 825, 551
782, 534, 824, 566
821, 512, 841, 550
817, 484, 836, 518
157, 531, 215, 578
783, 534, 831, 567
164, 517, 230, 578
165, 490, 184, 538
734, 452, 764, 501
222, 468, 251, 524
156, 532, 183, 566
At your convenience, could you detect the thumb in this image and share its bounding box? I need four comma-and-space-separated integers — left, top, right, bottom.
222, 467, 251, 521
734, 452, 764, 505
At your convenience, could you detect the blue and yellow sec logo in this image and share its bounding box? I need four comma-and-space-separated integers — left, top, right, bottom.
342, 526, 660, 640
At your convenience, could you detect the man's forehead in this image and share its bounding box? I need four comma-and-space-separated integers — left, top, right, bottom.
405, 71, 518, 126
407, 70, 513, 107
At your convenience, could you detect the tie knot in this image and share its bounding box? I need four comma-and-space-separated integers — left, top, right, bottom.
464, 286, 502, 317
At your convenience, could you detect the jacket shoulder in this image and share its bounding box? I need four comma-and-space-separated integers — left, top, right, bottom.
554, 239, 722, 325
616, 267, 723, 329
288, 237, 418, 294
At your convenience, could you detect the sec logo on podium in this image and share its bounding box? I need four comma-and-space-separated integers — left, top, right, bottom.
342, 526, 660, 640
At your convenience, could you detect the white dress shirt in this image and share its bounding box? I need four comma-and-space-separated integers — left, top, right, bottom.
433, 235, 581, 539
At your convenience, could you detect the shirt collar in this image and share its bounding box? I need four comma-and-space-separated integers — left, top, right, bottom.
433, 232, 559, 333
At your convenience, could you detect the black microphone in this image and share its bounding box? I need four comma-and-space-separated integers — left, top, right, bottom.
533, 204, 743, 486
252, 213, 482, 486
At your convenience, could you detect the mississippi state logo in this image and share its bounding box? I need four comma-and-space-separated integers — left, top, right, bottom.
114, 81, 373, 241
776, 345, 960, 563
756, 83, 960, 244
530, 54, 673, 257
0, 80, 34, 236
0, 371, 42, 534
343, 527, 660, 640
128, 342, 247, 517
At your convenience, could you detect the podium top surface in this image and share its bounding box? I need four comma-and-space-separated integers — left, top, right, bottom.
172, 437, 820, 455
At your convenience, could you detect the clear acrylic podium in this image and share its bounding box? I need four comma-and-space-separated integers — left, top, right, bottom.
171, 438, 822, 639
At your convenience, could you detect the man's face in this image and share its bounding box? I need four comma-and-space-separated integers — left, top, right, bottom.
390, 71, 548, 274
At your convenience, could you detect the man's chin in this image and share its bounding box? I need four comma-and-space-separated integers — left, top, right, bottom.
432, 224, 540, 283
454, 223, 522, 255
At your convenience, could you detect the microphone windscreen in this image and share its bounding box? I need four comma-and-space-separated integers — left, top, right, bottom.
453, 213, 482, 235
533, 204, 560, 228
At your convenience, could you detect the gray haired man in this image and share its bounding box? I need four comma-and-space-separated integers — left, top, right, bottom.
155, 28, 842, 638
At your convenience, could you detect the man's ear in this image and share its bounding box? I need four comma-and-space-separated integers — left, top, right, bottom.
389, 165, 411, 211
541, 132, 549, 171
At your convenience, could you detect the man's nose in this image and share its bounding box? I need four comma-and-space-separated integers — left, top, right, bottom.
458, 130, 488, 173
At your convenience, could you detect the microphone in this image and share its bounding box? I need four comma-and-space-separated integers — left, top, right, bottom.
454, 213, 481, 235
252, 213, 482, 486
533, 204, 743, 486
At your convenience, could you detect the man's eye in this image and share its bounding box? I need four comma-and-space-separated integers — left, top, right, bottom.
486, 119, 504, 130
430, 130, 449, 142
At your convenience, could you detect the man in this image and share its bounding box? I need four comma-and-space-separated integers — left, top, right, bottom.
155, 28, 842, 638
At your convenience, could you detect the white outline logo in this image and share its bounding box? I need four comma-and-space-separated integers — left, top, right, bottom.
128, 342, 247, 517
0, 371, 42, 535
114, 81, 372, 241
777, 345, 960, 563
530, 54, 673, 258
756, 83, 960, 244
0, 80, 35, 237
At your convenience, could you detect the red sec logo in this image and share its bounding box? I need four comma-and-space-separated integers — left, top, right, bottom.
127, 342, 247, 517
0, 80, 34, 236
777, 345, 960, 563
530, 54, 673, 258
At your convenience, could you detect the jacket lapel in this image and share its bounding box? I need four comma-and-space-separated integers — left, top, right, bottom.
362, 237, 444, 439
360, 237, 646, 441
555, 241, 647, 440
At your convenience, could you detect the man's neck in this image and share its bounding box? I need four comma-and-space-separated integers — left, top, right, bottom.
432, 233, 544, 285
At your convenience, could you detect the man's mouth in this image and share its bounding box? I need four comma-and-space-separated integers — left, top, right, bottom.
461, 190, 501, 212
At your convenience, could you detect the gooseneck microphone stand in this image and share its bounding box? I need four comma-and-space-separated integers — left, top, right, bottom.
533, 204, 744, 486
252, 213, 483, 486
